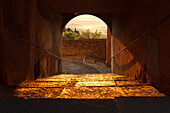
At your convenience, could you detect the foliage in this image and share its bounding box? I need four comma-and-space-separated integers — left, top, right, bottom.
66, 28, 72, 32
91, 30, 102, 39
63, 30, 74, 39
81, 29, 91, 39
62, 27, 106, 39
63, 27, 80, 39
74, 28, 80, 35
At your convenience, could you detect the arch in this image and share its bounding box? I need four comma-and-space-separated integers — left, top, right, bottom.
63, 14, 108, 37
61, 13, 112, 32
61, 14, 112, 74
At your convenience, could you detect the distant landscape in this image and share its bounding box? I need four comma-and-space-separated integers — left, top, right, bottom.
63, 27, 106, 39
64, 14, 107, 39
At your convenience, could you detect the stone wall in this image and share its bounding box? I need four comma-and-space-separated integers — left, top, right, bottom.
111, 0, 170, 95
0, 0, 33, 85
0, 0, 62, 85
62, 39, 106, 60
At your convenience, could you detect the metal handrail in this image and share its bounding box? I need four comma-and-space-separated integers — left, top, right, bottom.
112, 14, 170, 58
20, 37, 62, 60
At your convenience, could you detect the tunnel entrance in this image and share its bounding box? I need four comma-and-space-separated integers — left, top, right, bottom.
61, 14, 111, 74
0, 1, 170, 112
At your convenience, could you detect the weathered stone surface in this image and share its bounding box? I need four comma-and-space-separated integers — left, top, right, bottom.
0, 0, 62, 85
14, 88, 63, 99
111, 0, 170, 95
62, 56, 111, 74
0, 74, 165, 99
62, 39, 106, 60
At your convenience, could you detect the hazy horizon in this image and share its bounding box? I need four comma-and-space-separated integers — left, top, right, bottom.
65, 14, 107, 35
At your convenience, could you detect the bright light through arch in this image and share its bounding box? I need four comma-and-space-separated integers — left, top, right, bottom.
65, 14, 107, 35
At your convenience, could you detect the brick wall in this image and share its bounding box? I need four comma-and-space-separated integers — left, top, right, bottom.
62, 39, 106, 60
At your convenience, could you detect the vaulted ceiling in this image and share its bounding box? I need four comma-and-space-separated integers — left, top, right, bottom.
38, 0, 130, 13
38, 0, 163, 14
37, 0, 170, 31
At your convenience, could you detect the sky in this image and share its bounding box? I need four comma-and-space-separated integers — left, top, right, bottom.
65, 14, 107, 35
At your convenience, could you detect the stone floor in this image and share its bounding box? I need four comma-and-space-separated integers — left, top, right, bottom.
0, 73, 164, 99
0, 74, 169, 113
62, 56, 111, 74
0, 56, 168, 112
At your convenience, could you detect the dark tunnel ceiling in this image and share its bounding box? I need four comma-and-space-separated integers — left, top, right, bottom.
38, 0, 150, 13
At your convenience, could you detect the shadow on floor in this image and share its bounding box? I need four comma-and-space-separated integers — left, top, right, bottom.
0, 98, 118, 113
0, 86, 18, 98
0, 97, 170, 113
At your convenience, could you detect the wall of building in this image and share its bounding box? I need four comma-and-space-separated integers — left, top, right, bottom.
62, 39, 106, 60
0, 0, 62, 86
111, 0, 170, 95
0, 0, 33, 85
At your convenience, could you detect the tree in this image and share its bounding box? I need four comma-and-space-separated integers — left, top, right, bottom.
91, 30, 102, 39
62, 31, 74, 39
66, 28, 72, 32
72, 31, 80, 39
81, 29, 91, 39
62, 28, 80, 39
62, 27, 105, 39
74, 28, 80, 35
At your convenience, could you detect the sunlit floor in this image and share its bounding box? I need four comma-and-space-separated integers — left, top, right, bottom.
8, 73, 165, 99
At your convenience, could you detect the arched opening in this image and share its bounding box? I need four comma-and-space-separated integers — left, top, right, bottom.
0, 0, 168, 103
61, 14, 112, 74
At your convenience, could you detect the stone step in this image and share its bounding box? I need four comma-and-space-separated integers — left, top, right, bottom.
83, 56, 105, 64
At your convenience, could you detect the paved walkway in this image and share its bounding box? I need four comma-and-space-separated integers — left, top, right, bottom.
9, 74, 165, 99
0, 74, 169, 113
0, 57, 168, 113
62, 56, 111, 74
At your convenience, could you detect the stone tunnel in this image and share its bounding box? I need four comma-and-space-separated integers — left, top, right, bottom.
0, 0, 170, 97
